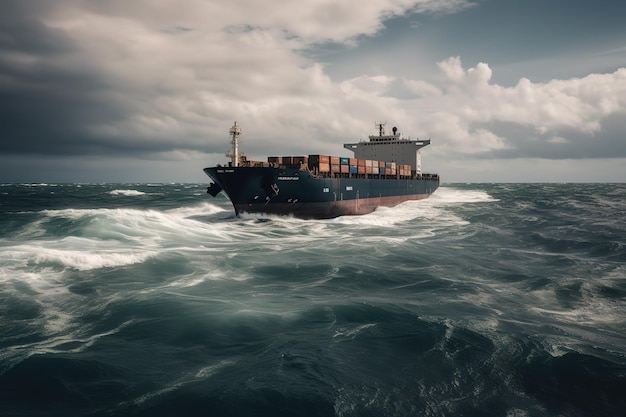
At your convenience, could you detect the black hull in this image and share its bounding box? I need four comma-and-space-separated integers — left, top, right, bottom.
204, 166, 439, 219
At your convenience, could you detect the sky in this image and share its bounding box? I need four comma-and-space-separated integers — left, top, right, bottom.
1, 0, 626, 183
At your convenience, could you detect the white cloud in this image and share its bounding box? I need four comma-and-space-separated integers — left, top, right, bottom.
402, 78, 442, 97
7, 1, 626, 165
50, 0, 473, 43
33, 1, 475, 141
409, 57, 626, 156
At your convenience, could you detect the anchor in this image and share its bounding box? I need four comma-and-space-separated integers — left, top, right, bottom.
206, 182, 223, 197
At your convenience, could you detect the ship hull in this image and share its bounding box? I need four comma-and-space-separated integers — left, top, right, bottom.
204, 166, 439, 219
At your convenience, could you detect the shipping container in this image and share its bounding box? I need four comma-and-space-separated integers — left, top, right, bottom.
268, 156, 281, 164
340, 157, 350, 165
330, 164, 340, 173
292, 156, 308, 165
340, 165, 349, 173
318, 162, 330, 173
330, 156, 340, 165
349, 165, 358, 174
358, 166, 366, 174
379, 161, 386, 168
309, 154, 330, 164
357, 159, 366, 167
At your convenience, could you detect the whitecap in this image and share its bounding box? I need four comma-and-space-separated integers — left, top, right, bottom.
428, 187, 498, 205
39, 205, 233, 245
108, 189, 146, 196
33, 248, 157, 270
165, 202, 227, 218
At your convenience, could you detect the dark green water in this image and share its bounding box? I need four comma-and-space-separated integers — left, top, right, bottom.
1, 183, 625, 416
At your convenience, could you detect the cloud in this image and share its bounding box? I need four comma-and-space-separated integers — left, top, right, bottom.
402, 78, 442, 97
407, 57, 626, 157
1, 0, 625, 175
0, 0, 474, 157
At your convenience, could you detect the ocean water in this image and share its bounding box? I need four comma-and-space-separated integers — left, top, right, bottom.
1, 183, 625, 417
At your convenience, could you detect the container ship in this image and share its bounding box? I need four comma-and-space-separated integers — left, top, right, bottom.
204, 122, 439, 219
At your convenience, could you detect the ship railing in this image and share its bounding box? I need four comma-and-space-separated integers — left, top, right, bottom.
309, 172, 439, 181
211, 162, 438, 181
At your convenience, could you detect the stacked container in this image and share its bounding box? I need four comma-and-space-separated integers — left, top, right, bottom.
269, 154, 413, 178
399, 164, 412, 177
309, 155, 330, 173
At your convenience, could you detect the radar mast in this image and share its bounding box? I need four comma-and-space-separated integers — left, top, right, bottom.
226, 121, 241, 167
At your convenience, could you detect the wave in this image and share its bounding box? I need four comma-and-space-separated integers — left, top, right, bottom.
39, 247, 156, 271
1, 203, 230, 274
108, 189, 146, 196
332, 187, 490, 228
2, 242, 157, 271
431, 186, 498, 204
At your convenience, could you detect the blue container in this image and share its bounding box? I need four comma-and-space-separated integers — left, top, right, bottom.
340, 157, 350, 165
349, 165, 358, 174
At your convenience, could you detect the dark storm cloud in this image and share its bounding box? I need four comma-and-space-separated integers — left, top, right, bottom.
1, 0, 625, 183
0, 1, 227, 159
0, 2, 127, 156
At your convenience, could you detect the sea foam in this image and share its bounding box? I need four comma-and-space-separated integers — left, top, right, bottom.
108, 189, 146, 196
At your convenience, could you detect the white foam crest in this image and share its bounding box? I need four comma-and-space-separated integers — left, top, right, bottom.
165, 202, 227, 218
38, 204, 279, 266
41, 207, 108, 220
429, 187, 498, 205
331, 204, 426, 227
108, 189, 146, 196
237, 211, 309, 224
328, 187, 491, 228
331, 199, 469, 230
19, 183, 58, 187
211, 188, 487, 229
233, 212, 332, 241
40, 205, 237, 244
3, 241, 157, 271
36, 247, 156, 270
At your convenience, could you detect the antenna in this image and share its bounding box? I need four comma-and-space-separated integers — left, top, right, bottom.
375, 121, 386, 136
227, 121, 241, 167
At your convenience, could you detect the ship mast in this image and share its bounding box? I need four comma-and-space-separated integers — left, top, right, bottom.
375, 121, 386, 136
227, 121, 241, 167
